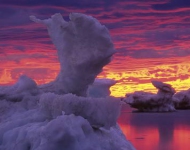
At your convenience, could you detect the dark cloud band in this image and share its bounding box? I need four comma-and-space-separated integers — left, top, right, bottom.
152, 0, 190, 11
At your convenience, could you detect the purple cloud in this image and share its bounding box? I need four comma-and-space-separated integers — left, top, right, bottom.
152, 0, 190, 11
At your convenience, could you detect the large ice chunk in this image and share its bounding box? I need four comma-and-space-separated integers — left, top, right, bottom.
30, 13, 115, 96
0, 75, 39, 102
173, 89, 190, 109
123, 81, 176, 112
0, 113, 135, 150
87, 78, 116, 98
0, 13, 135, 150
0, 92, 135, 150
39, 93, 120, 129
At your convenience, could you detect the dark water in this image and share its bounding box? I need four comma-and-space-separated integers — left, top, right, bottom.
118, 105, 190, 150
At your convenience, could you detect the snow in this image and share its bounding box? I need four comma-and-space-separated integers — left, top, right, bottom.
30, 13, 115, 96
0, 75, 39, 102
87, 78, 116, 98
123, 81, 176, 112
0, 92, 135, 150
39, 93, 120, 129
0, 113, 134, 150
173, 89, 190, 109
0, 13, 135, 150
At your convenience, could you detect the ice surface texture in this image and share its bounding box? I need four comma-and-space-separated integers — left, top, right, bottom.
87, 78, 116, 98
39, 93, 120, 129
0, 93, 135, 150
123, 81, 176, 112
0, 75, 39, 102
30, 13, 115, 96
0, 13, 135, 150
173, 89, 190, 109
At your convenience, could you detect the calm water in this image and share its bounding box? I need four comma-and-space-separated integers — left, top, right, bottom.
118, 105, 190, 150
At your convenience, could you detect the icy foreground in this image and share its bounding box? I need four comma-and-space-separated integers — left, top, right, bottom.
0, 79, 135, 150
0, 13, 135, 150
30, 13, 115, 96
123, 81, 176, 112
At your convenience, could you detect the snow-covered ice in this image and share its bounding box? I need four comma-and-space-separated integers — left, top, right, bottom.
0, 13, 135, 150
39, 93, 120, 129
123, 81, 176, 112
87, 78, 116, 98
173, 89, 190, 109
0, 75, 39, 102
0, 93, 135, 150
30, 13, 115, 96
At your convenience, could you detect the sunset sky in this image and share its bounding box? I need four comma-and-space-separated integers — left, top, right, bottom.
1, 0, 190, 97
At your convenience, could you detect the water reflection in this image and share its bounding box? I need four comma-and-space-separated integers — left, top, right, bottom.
118, 105, 190, 150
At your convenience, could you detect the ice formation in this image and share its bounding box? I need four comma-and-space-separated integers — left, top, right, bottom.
0, 92, 135, 150
87, 78, 116, 98
0, 75, 39, 102
30, 13, 115, 96
173, 89, 190, 109
123, 80, 176, 112
40, 93, 120, 129
0, 13, 135, 150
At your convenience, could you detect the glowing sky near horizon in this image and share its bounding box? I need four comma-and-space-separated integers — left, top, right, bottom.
1, 0, 190, 97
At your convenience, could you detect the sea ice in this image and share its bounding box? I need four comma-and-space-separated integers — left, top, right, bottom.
123, 80, 176, 112
87, 78, 116, 98
39, 93, 120, 129
0, 93, 135, 150
173, 89, 190, 109
30, 13, 115, 96
0, 13, 135, 150
0, 75, 39, 102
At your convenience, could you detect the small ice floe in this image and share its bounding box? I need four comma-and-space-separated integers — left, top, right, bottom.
123, 80, 176, 112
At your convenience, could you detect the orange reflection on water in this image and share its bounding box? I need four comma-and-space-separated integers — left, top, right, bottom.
173, 125, 190, 150
118, 107, 190, 150
119, 123, 159, 150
